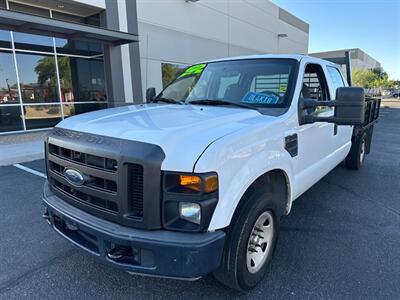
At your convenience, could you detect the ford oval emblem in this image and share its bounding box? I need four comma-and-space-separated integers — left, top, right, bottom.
64, 168, 85, 186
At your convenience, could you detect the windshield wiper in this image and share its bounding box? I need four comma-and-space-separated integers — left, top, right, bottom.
187, 99, 258, 110
152, 97, 185, 105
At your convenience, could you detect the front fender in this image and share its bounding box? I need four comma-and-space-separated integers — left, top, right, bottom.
194, 124, 295, 231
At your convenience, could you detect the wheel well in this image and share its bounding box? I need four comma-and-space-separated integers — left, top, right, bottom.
235, 169, 290, 220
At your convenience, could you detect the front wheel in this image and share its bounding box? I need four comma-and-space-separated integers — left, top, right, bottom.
213, 189, 279, 291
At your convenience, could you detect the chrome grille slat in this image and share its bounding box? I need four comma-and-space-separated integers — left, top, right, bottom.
50, 170, 118, 201
48, 153, 117, 181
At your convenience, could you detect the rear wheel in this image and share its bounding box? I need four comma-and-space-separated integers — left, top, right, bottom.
213, 188, 280, 291
345, 133, 366, 170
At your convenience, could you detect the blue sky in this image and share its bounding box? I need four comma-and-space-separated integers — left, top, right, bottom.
272, 0, 400, 80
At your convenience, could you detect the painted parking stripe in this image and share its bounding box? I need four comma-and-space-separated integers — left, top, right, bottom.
13, 163, 47, 179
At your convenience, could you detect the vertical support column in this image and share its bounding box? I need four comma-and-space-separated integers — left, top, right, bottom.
103, 0, 142, 107
345, 51, 352, 86
126, 0, 143, 102
10, 32, 26, 131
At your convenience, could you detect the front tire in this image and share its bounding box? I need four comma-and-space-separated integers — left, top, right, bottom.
213, 188, 279, 291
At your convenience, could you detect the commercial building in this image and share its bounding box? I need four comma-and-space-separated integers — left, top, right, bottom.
0, 0, 309, 134
311, 48, 381, 71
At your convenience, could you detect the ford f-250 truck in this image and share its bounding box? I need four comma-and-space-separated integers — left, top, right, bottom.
42, 54, 380, 291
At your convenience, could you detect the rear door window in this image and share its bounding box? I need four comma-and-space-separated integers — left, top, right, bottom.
327, 66, 346, 99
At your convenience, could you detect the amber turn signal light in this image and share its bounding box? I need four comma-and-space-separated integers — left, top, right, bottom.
179, 174, 218, 193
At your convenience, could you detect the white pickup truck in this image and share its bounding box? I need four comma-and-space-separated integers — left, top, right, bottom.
42, 54, 380, 291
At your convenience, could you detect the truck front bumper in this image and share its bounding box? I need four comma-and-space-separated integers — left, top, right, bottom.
42, 183, 225, 280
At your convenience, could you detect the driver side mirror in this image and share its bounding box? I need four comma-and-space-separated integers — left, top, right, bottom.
300, 87, 365, 126
146, 87, 156, 102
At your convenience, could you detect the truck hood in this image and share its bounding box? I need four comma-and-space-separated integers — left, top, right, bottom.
57, 104, 272, 171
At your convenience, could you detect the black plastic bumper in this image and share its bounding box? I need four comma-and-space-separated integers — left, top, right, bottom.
42, 182, 225, 279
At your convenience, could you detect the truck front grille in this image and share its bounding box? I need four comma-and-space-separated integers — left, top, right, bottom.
47, 143, 144, 222
47, 143, 121, 215
45, 128, 164, 229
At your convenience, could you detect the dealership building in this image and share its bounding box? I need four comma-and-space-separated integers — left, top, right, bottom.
0, 0, 309, 134
311, 48, 381, 70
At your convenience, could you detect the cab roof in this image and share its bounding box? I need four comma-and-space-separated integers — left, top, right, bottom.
203, 54, 337, 67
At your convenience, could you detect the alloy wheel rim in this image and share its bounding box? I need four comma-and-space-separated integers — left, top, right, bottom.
246, 211, 274, 274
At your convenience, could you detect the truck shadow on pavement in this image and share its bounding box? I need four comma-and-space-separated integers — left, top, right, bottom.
47, 162, 398, 300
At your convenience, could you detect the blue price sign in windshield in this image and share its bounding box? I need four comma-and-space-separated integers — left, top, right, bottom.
242, 92, 280, 104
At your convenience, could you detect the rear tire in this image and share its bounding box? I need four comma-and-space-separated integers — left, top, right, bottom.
213, 188, 280, 291
345, 133, 366, 170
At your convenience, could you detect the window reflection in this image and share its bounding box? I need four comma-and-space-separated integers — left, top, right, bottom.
23, 104, 62, 129
0, 51, 20, 105
16, 53, 59, 103
13, 32, 54, 52
162, 63, 188, 88
0, 29, 11, 48
55, 38, 103, 56
0, 106, 23, 132
63, 102, 107, 117
58, 56, 106, 102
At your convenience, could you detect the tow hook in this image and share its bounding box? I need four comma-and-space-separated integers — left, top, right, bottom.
42, 207, 51, 225
107, 246, 133, 261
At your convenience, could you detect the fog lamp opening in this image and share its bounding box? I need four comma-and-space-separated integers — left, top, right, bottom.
179, 202, 201, 224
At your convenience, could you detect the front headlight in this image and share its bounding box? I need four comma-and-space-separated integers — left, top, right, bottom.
162, 172, 219, 232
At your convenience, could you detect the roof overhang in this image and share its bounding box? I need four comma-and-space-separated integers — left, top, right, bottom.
322, 57, 347, 65
0, 9, 138, 46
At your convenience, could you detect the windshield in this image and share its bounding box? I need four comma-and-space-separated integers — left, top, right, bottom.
157, 59, 298, 108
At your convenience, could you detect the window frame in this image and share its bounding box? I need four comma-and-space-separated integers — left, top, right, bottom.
300, 62, 333, 118
302, 63, 331, 101
157, 58, 300, 111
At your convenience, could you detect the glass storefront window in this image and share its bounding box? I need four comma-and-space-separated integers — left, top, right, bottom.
52, 11, 85, 24
52, 11, 101, 27
23, 104, 62, 130
55, 38, 103, 56
0, 105, 23, 132
0, 29, 11, 48
58, 56, 106, 102
0, 51, 19, 105
16, 53, 59, 104
13, 32, 54, 52
0, 3, 107, 133
86, 13, 101, 27
8, 1, 50, 18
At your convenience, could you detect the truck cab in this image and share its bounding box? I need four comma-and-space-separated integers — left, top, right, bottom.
42, 55, 379, 291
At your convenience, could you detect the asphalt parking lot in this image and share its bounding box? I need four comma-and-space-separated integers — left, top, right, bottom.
0, 108, 399, 299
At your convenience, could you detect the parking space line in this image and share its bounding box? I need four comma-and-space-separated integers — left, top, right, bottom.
13, 164, 47, 179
